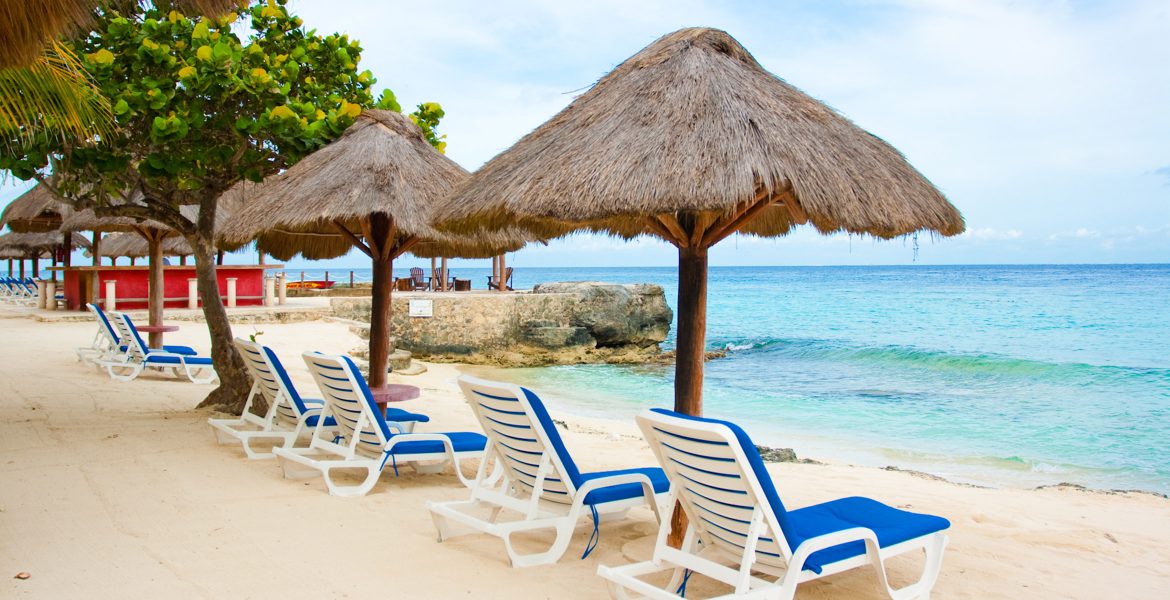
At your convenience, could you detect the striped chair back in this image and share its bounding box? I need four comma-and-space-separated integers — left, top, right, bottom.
636, 408, 796, 569
87, 303, 120, 346
301, 352, 390, 459
110, 313, 151, 361
233, 338, 309, 429
457, 376, 582, 506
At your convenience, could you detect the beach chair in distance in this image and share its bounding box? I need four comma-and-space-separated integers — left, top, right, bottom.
101, 312, 217, 384
272, 352, 487, 497
428, 376, 669, 568
210, 339, 432, 459
76, 302, 196, 365
487, 267, 513, 291
597, 409, 950, 600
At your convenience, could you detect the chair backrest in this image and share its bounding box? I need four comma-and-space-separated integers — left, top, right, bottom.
301, 351, 391, 458
457, 375, 583, 505
233, 338, 313, 428
504, 267, 513, 283
111, 312, 151, 361
636, 408, 799, 568
410, 267, 425, 284
87, 303, 120, 346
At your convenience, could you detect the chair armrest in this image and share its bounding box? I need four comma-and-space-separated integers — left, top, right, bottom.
787, 526, 878, 573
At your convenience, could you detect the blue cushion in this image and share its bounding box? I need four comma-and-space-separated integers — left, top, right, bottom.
521, 387, 584, 487
385, 407, 430, 423
119, 344, 198, 356
304, 414, 338, 427
265, 347, 315, 414
387, 431, 487, 456
579, 467, 669, 506
144, 354, 213, 366
648, 409, 949, 574
339, 355, 396, 440
789, 497, 950, 573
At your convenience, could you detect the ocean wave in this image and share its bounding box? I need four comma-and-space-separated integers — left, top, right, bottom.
716, 336, 1170, 381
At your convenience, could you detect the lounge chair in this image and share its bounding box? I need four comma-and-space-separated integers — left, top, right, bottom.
597, 409, 950, 600
76, 302, 196, 364
209, 338, 431, 459
428, 376, 669, 568
272, 351, 487, 497
487, 267, 513, 291
101, 312, 217, 384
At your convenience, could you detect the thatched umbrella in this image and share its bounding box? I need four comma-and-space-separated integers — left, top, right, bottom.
0, 230, 89, 278
0, 183, 70, 232
409, 228, 539, 291
221, 110, 481, 388
439, 28, 965, 417
89, 231, 192, 263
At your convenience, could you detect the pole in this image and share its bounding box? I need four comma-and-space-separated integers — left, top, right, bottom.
91, 231, 101, 266
349, 270, 354, 288
147, 232, 165, 348
674, 244, 709, 416
19, 259, 25, 279
500, 254, 507, 291
32, 256, 39, 278
367, 213, 394, 389
440, 257, 448, 292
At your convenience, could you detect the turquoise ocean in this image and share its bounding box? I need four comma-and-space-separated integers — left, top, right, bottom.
284, 264, 1170, 494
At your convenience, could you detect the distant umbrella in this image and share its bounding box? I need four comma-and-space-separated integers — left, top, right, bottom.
220, 110, 518, 387
87, 231, 192, 260
438, 27, 965, 417
0, 183, 70, 233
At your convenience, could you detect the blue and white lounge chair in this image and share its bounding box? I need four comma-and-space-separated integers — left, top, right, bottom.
210, 338, 430, 459
101, 312, 217, 384
428, 376, 670, 568
272, 351, 487, 497
597, 409, 950, 600
76, 303, 196, 364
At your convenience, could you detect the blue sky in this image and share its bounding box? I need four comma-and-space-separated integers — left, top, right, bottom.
4, 0, 1167, 269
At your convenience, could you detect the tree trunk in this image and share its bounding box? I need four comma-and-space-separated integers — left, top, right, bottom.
146, 232, 164, 348
189, 199, 254, 414
674, 244, 708, 416
367, 213, 394, 389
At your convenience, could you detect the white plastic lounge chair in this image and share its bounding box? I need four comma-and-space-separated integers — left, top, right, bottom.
101, 312, 217, 384
76, 302, 196, 364
209, 338, 431, 459
428, 376, 670, 568
597, 409, 950, 600
272, 351, 487, 497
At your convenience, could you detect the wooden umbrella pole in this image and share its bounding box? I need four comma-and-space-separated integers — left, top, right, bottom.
440, 257, 448, 291
366, 213, 395, 389
91, 231, 101, 266
500, 254, 507, 291
674, 243, 708, 416
147, 232, 165, 348
32, 256, 38, 278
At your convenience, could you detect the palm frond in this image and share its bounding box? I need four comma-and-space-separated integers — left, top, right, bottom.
0, 40, 114, 154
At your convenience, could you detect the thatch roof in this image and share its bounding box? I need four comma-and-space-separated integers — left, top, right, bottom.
409, 228, 543, 259
91, 232, 192, 258
0, 183, 71, 233
221, 110, 482, 261
0, 230, 90, 253
59, 192, 246, 250
1, 0, 242, 67
438, 27, 964, 241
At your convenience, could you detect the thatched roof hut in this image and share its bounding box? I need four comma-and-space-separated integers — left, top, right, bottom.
0, 230, 89, 252
436, 27, 964, 418
221, 110, 475, 259
90, 232, 192, 258
0, 184, 71, 233
440, 27, 963, 241
221, 109, 491, 388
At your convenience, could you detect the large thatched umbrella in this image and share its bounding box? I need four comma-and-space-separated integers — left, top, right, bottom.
439, 28, 965, 417
221, 110, 477, 388
0, 183, 69, 232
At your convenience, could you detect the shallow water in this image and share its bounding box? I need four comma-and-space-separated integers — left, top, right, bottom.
290, 264, 1170, 493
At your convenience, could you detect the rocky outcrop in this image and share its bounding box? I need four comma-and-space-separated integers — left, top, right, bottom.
330, 282, 672, 367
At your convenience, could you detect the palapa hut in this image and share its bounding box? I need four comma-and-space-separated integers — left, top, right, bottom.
88, 232, 192, 264
0, 183, 70, 233
438, 27, 965, 417
221, 110, 484, 388
0, 230, 90, 278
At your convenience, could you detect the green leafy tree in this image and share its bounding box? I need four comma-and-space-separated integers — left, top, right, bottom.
1, 0, 444, 411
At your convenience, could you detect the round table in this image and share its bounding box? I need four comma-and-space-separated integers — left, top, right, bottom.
369, 384, 420, 412
136, 324, 179, 349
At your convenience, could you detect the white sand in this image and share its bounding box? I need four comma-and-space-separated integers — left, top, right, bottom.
1, 314, 1167, 598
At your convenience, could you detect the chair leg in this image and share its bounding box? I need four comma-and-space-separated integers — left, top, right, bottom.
321, 464, 382, 497
869, 533, 949, 600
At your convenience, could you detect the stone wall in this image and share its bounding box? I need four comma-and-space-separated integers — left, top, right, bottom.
331, 282, 672, 367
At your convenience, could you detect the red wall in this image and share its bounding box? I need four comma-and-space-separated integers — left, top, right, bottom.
63, 266, 271, 310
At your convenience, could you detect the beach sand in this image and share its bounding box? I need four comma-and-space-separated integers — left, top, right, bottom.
1, 315, 1167, 598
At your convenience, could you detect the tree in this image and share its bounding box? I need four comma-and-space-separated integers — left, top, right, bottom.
1, 0, 442, 412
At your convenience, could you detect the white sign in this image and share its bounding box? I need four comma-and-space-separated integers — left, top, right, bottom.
408, 299, 434, 318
